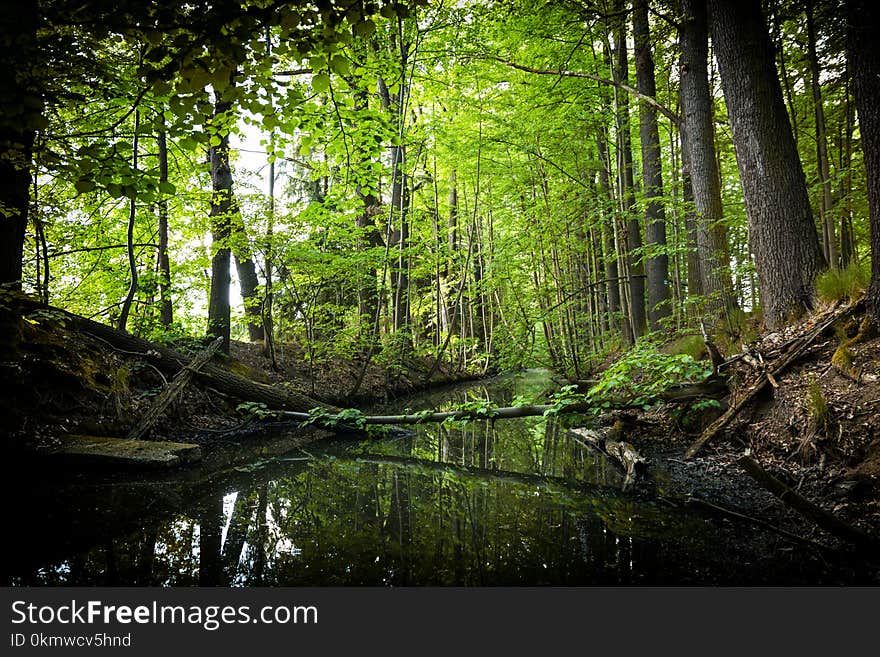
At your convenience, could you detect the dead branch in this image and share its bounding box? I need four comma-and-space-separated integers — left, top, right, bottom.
685, 300, 861, 459
127, 336, 223, 441
738, 455, 878, 552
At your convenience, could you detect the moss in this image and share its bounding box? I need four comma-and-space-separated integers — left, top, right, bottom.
831, 343, 857, 379
805, 376, 830, 430
663, 334, 706, 360
226, 359, 271, 383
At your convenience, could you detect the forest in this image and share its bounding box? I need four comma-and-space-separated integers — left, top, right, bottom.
3, 0, 880, 585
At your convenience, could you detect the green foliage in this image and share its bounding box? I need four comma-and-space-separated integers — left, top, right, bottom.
815, 262, 870, 303
543, 385, 588, 417
304, 406, 367, 430
587, 341, 713, 409
236, 401, 277, 421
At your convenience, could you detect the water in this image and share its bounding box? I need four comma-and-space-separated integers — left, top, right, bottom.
4, 369, 867, 585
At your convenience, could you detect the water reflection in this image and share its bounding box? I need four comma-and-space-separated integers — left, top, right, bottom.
4, 370, 854, 585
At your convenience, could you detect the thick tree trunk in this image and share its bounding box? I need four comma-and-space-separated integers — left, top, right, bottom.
707, 0, 825, 328
0, 0, 38, 292
679, 0, 737, 320
847, 0, 880, 324
633, 0, 671, 330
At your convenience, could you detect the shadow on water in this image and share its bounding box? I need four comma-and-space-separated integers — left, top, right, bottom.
3, 369, 867, 585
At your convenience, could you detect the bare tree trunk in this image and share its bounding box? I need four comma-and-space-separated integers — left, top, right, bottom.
613, 1, 646, 339
708, 0, 825, 328
847, 0, 880, 323
156, 126, 173, 327
680, 0, 737, 320
117, 108, 140, 332
633, 0, 671, 330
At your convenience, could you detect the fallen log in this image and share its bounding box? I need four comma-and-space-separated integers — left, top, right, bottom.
685, 300, 861, 459
127, 336, 223, 441
569, 428, 647, 491
605, 439, 647, 491
738, 455, 879, 552
280, 402, 591, 427
64, 310, 336, 414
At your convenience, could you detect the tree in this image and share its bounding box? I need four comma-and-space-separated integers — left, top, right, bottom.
0, 0, 39, 291
679, 0, 736, 320
612, 1, 646, 340
633, 0, 671, 330
847, 0, 880, 324
707, 0, 825, 328
206, 92, 235, 353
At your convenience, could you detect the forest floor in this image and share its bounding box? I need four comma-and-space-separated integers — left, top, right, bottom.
602, 307, 880, 574
2, 311, 482, 449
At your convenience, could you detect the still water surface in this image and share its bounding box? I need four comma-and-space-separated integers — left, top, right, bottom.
5, 369, 862, 585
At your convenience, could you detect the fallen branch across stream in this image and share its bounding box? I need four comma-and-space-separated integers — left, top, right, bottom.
278, 402, 592, 427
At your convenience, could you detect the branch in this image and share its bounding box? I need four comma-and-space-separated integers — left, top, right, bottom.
279, 402, 592, 427
492, 57, 680, 126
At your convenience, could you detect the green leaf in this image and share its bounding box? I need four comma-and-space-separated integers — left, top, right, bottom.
330, 55, 350, 77
74, 179, 96, 194
312, 73, 331, 93
353, 19, 376, 37
158, 181, 176, 195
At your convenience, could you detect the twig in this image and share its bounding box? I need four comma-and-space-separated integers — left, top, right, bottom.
686, 495, 833, 553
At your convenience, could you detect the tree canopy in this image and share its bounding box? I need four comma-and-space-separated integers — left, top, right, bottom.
3, 0, 879, 381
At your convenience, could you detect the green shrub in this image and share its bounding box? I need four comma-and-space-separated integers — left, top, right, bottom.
815, 262, 869, 303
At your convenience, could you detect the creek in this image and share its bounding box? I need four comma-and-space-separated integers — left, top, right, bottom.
4, 369, 864, 585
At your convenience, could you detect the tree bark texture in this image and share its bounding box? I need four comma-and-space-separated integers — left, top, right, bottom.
679, 0, 736, 319
707, 0, 825, 328
633, 0, 671, 330
613, 1, 647, 339
157, 127, 174, 327
847, 0, 880, 324
207, 94, 234, 353
0, 0, 38, 290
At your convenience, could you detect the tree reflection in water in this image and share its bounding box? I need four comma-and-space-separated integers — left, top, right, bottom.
4, 370, 849, 585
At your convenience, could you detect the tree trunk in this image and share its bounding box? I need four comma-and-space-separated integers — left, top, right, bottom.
707, 0, 825, 328
806, 0, 837, 269
847, 0, 880, 324
207, 93, 234, 353
117, 108, 139, 332
0, 0, 38, 292
633, 0, 671, 330
157, 127, 173, 327
680, 0, 737, 320
613, 2, 646, 339
232, 223, 265, 343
